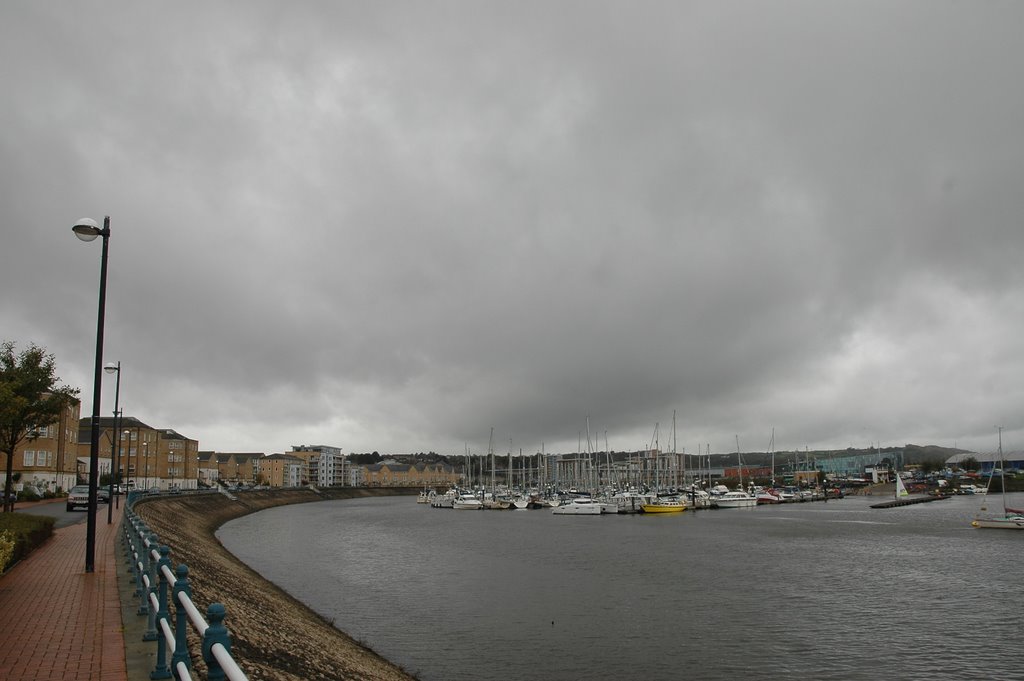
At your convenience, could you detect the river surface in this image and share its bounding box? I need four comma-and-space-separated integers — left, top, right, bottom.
218, 492, 1024, 681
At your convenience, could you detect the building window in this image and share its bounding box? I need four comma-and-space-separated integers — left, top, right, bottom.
24, 451, 35, 466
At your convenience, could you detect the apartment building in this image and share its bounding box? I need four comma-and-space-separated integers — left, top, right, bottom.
198, 451, 264, 486
258, 453, 305, 487
3, 398, 81, 493
77, 417, 199, 490
291, 445, 347, 487
361, 461, 458, 487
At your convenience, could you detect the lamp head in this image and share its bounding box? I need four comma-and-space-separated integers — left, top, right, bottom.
104, 362, 120, 375
72, 217, 101, 242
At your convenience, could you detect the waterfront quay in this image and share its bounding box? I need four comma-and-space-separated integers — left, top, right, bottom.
0, 488, 418, 681
0, 501, 127, 681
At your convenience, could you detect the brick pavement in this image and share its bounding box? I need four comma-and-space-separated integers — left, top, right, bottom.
0, 512, 128, 681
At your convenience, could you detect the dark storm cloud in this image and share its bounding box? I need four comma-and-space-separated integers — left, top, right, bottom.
3, 1, 1023, 457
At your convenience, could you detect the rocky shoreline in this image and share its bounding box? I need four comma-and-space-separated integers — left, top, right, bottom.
132, 488, 420, 681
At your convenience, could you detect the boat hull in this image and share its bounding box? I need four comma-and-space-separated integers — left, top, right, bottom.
640, 503, 686, 513
552, 500, 602, 515
714, 494, 758, 508
972, 516, 1024, 529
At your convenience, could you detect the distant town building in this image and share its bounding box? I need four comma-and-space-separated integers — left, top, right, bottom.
258, 453, 305, 488
291, 445, 347, 487
946, 450, 1024, 472
198, 451, 264, 486
361, 460, 458, 487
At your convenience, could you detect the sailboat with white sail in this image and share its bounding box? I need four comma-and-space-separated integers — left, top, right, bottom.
895, 472, 910, 499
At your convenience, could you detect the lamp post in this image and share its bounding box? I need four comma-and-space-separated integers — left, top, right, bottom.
73, 215, 111, 573
105, 361, 121, 523
143, 441, 150, 489
133, 429, 141, 491
120, 429, 128, 500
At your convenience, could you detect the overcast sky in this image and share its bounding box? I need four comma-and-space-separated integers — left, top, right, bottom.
3, 1, 1023, 458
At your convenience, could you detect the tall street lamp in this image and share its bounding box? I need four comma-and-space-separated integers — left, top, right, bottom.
143, 441, 150, 489
133, 430, 141, 491
105, 361, 121, 523
73, 216, 111, 573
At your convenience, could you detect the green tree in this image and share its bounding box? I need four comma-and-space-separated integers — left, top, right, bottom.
958, 456, 980, 472
0, 342, 79, 512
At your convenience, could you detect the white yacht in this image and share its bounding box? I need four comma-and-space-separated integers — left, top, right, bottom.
610, 491, 654, 513
452, 493, 483, 510
714, 490, 758, 508
551, 497, 602, 515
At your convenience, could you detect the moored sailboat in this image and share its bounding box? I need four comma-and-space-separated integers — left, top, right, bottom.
640, 496, 686, 513
972, 427, 1024, 530
452, 493, 483, 510
551, 497, 602, 515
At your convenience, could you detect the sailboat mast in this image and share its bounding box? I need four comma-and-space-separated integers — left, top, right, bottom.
672, 410, 678, 489
736, 435, 743, 490
998, 425, 1006, 513
487, 427, 494, 496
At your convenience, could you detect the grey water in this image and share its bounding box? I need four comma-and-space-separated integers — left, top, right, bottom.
218, 493, 1024, 681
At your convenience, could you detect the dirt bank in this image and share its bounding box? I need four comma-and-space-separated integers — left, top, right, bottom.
132, 488, 419, 681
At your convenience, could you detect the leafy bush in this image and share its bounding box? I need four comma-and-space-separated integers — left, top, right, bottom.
19, 486, 44, 501
0, 531, 13, 573
0, 513, 55, 572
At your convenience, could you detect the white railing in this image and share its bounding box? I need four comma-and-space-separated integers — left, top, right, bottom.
124, 495, 249, 680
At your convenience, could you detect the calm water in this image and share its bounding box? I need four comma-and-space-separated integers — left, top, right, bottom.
218, 492, 1024, 681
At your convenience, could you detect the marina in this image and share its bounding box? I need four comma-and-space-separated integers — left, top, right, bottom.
219, 490, 1022, 681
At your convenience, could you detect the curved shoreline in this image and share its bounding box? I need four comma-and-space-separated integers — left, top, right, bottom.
133, 488, 420, 681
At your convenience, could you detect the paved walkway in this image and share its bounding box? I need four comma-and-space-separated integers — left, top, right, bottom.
0, 509, 129, 681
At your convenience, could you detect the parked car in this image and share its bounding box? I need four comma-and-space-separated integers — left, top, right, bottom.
66, 485, 91, 512
66, 485, 110, 510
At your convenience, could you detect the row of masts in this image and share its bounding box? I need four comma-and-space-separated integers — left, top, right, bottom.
457, 422, 828, 494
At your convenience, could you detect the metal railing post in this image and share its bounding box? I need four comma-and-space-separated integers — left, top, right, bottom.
202, 603, 231, 681
125, 515, 138, 567
171, 563, 192, 673
123, 500, 250, 680
135, 525, 150, 610
142, 535, 159, 639
150, 545, 172, 679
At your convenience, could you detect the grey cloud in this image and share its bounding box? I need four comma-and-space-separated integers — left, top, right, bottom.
3, 1, 1023, 457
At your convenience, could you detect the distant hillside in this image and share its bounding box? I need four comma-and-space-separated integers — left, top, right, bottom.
387, 443, 972, 470
708, 443, 969, 469
901, 443, 971, 464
